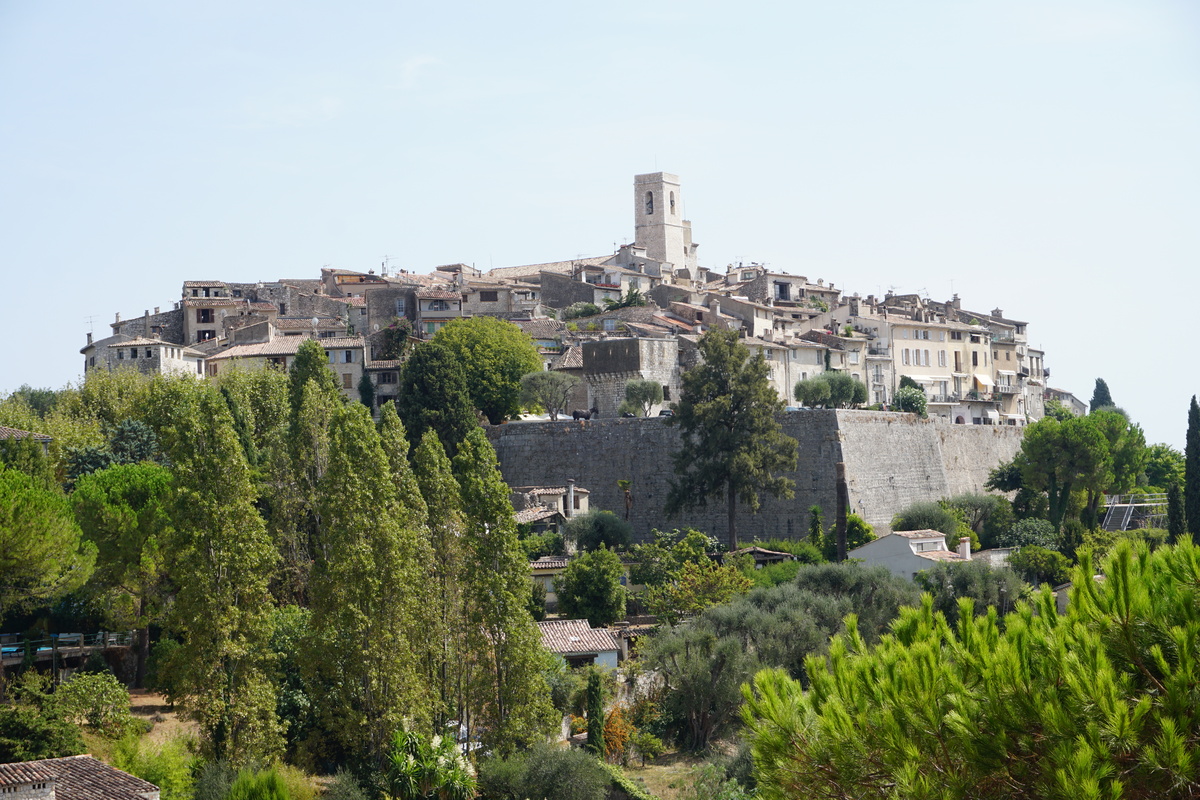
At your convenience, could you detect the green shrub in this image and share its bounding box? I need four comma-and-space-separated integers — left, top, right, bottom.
321, 771, 367, 800
145, 637, 183, 702
1007, 545, 1071, 586
111, 734, 197, 800
228, 767, 291, 800
192, 760, 236, 800
520, 744, 609, 800
53, 671, 136, 738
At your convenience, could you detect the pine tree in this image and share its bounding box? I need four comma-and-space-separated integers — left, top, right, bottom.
1187, 396, 1200, 537
396, 341, 477, 458
165, 388, 281, 764
452, 428, 557, 752
1089, 377, 1114, 411
665, 329, 798, 549
304, 402, 429, 772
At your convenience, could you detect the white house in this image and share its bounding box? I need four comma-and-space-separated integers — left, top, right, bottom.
538, 618, 620, 670
848, 529, 970, 581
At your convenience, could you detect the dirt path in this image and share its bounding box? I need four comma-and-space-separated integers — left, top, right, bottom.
128, 689, 199, 746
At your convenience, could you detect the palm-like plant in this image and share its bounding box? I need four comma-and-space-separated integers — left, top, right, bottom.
386, 729, 476, 800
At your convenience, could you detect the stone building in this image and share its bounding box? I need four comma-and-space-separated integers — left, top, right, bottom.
0, 755, 159, 800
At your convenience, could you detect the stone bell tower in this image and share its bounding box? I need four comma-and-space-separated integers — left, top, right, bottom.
633, 172, 698, 274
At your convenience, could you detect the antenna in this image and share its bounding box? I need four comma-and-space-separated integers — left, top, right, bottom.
84, 315, 97, 334
382, 255, 399, 277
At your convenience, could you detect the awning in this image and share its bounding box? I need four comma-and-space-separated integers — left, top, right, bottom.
997, 370, 1016, 376
975, 374, 994, 388
985, 409, 1000, 421
951, 372, 968, 378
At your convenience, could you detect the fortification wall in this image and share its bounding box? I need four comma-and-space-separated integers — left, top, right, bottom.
487, 410, 1024, 544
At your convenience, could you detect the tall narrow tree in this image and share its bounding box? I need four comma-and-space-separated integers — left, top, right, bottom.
396, 341, 477, 457
1187, 396, 1200, 536
665, 328, 798, 549
412, 430, 470, 730
305, 402, 429, 773
165, 388, 281, 764
452, 428, 557, 752
1089, 378, 1114, 412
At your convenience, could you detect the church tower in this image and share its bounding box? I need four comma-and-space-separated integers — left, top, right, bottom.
634, 172, 698, 274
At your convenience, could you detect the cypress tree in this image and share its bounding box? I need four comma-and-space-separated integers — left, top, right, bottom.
396, 341, 476, 458
1089, 378, 1114, 411
585, 670, 605, 756
1187, 396, 1200, 536
165, 388, 281, 764
305, 402, 429, 772
412, 430, 470, 730
1167, 482, 1185, 544
452, 428, 557, 752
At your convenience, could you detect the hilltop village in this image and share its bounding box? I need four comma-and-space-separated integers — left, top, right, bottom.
82, 173, 1064, 428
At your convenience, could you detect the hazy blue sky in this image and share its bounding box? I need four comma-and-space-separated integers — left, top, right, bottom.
2, 1, 1197, 448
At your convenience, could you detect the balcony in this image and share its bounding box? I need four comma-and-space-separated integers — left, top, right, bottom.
996, 384, 1018, 394
867, 347, 890, 357
928, 394, 960, 404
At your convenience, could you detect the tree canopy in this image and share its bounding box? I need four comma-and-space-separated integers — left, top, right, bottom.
395, 341, 477, 457
519, 370, 580, 421
621, 379, 664, 417
743, 539, 1200, 800
1089, 377, 1115, 411
794, 371, 867, 409
433, 317, 542, 424
666, 329, 797, 549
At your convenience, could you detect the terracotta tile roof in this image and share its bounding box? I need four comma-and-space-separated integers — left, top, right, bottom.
341, 296, 366, 307
0, 425, 52, 442
181, 298, 246, 308
0, 761, 57, 785
890, 530, 945, 539
366, 360, 402, 369
552, 345, 583, 370
206, 336, 364, 361
249, 302, 277, 311
530, 556, 569, 570
516, 507, 560, 524
6, 755, 159, 800
488, 255, 609, 280
273, 317, 343, 330
916, 550, 968, 563
515, 318, 565, 340
416, 288, 462, 300
182, 280, 226, 288
538, 619, 620, 656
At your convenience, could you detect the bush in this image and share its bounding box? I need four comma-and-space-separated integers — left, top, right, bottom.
555, 547, 627, 626
995, 518, 1058, 550
111, 734, 197, 800
562, 302, 602, 321
192, 761, 236, 800
227, 767, 292, 800
914, 560, 1029, 625
893, 386, 927, 417
322, 771, 367, 800
145, 637, 183, 702
53, 671, 136, 738
630, 731, 665, 766
891, 501, 959, 536
480, 745, 609, 800
1007, 545, 1070, 586
563, 510, 633, 552
528, 580, 547, 621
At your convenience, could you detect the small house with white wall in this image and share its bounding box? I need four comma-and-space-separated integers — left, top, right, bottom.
0, 755, 159, 800
848, 529, 970, 581
538, 618, 620, 670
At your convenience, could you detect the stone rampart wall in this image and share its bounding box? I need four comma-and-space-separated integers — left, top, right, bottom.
489, 410, 1023, 544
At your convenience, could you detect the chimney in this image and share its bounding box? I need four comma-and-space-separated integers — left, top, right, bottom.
144, 309, 150, 336
115, 311, 121, 323
154, 306, 160, 314
991, 308, 1003, 318
958, 537, 971, 561
709, 298, 720, 319
566, 479, 576, 519
86, 331, 93, 346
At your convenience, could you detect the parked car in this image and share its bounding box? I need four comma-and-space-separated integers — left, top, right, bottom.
658, 409, 674, 417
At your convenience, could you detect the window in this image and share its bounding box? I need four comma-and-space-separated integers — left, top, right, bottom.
279, 303, 287, 315
479, 291, 498, 303
663, 385, 670, 401
197, 330, 215, 342
342, 373, 352, 389
924, 349, 930, 366
645, 191, 654, 214
428, 299, 449, 311
1007, 351, 1012, 361
741, 271, 755, 281
344, 350, 354, 363
379, 372, 398, 384
669, 191, 676, 215
951, 331, 963, 341
603, 319, 617, 331
130, 348, 138, 359
972, 351, 978, 367
395, 297, 406, 315
425, 321, 438, 335
145, 349, 152, 358
938, 350, 947, 367
903, 348, 910, 365
197, 309, 214, 323
902, 329, 910, 339
232, 289, 242, 297
849, 351, 859, 364
191, 289, 198, 297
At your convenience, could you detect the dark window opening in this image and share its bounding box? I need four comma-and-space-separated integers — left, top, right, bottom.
662, 385, 671, 401
645, 191, 654, 215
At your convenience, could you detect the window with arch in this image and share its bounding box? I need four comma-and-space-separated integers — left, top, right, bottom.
669, 191, 676, 215
645, 191, 654, 215
428, 299, 449, 311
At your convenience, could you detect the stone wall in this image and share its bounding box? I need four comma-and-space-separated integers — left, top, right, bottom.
488, 409, 1024, 544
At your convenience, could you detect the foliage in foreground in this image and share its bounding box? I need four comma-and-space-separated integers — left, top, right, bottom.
743, 538, 1200, 800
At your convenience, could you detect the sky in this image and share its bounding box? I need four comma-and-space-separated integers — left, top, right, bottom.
1, 1, 1198, 448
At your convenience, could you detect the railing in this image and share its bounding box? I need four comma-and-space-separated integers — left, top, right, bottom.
995, 384, 1018, 394
0, 631, 135, 665
928, 394, 960, 404
867, 347, 890, 356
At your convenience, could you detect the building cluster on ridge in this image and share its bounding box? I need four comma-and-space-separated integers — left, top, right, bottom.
82, 172, 1056, 426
